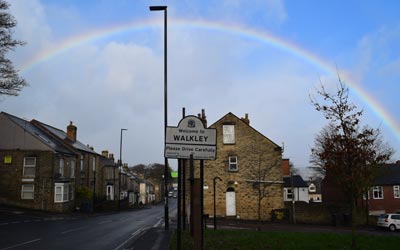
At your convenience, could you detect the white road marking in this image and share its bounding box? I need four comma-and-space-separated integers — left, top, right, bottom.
61, 226, 88, 235
113, 228, 148, 250
0, 238, 41, 250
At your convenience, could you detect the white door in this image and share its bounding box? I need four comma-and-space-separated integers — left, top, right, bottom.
226, 191, 236, 216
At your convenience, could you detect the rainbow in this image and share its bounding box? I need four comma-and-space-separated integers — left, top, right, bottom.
19, 18, 400, 143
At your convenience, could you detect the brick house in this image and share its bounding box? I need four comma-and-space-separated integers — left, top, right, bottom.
365, 162, 400, 215
0, 112, 117, 212
185, 112, 284, 221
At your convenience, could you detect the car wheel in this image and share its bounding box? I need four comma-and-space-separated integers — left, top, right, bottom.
389, 224, 396, 232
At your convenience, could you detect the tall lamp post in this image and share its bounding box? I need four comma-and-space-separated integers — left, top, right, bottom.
118, 128, 128, 210
149, 5, 169, 230
213, 176, 222, 229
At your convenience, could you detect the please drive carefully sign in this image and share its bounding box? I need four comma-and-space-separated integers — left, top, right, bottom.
165, 115, 216, 160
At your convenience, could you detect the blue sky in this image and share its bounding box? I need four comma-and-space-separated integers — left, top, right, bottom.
2, 0, 400, 176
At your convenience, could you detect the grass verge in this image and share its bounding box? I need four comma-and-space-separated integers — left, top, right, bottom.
170, 229, 400, 250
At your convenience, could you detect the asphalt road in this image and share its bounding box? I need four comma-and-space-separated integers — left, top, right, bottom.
0, 201, 177, 250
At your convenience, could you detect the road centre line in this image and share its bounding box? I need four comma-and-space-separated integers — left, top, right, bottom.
61, 226, 88, 235
0, 238, 41, 250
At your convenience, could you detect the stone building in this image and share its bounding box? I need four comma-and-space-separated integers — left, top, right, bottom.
184, 112, 284, 221
0, 112, 116, 212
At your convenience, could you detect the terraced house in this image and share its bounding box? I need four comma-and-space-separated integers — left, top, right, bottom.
0, 112, 117, 212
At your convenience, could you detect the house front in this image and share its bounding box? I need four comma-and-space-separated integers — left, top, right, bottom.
0, 112, 77, 212
184, 112, 284, 221
366, 162, 400, 215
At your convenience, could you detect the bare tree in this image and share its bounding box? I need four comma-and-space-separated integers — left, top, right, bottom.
245, 146, 281, 227
310, 77, 393, 249
0, 0, 27, 97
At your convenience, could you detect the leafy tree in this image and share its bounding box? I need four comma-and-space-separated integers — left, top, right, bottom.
0, 0, 27, 96
310, 78, 393, 249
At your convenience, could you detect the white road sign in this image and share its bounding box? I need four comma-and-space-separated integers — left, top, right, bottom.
165, 115, 216, 160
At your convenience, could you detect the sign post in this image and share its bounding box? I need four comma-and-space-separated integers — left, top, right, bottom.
166, 115, 216, 250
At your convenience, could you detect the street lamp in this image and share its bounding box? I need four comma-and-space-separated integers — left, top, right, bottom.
118, 128, 128, 210
213, 176, 222, 229
149, 5, 169, 231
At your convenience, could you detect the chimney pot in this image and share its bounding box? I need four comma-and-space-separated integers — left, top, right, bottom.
102, 150, 109, 157
67, 121, 77, 142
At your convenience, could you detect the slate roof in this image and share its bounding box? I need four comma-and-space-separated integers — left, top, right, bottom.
283, 175, 309, 188
32, 119, 98, 155
374, 164, 400, 185
1, 112, 74, 155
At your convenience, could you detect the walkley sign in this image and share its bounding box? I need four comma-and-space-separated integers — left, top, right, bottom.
165, 116, 216, 160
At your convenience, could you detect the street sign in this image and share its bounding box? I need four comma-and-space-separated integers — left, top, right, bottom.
165, 115, 216, 160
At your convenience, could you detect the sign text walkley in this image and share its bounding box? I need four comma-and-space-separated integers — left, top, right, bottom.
165, 116, 216, 160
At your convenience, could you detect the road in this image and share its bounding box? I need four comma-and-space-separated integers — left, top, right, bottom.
0, 201, 177, 250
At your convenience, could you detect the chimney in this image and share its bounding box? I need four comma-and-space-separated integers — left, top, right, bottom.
241, 113, 250, 125
101, 150, 109, 157
282, 159, 290, 176
201, 109, 207, 127
109, 153, 114, 161
67, 121, 77, 142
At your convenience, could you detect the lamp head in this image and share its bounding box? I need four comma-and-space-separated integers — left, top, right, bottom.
149, 6, 167, 11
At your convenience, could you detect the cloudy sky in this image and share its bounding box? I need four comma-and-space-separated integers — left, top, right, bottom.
2, 0, 400, 175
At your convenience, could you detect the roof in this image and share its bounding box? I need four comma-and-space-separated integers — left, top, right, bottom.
283, 175, 309, 188
32, 119, 98, 154
1, 112, 75, 155
374, 164, 400, 185
209, 112, 281, 150
99, 155, 117, 167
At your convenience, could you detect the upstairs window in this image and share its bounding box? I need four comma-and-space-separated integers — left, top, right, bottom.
372, 186, 383, 199
309, 184, 316, 193
223, 125, 235, 144
59, 159, 64, 177
23, 157, 36, 177
394, 186, 400, 198
80, 155, 84, 171
70, 160, 75, 178
228, 156, 238, 171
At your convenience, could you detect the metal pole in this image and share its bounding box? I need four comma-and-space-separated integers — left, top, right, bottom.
119, 128, 127, 210
149, 4, 169, 230
200, 160, 204, 250
182, 108, 186, 230
177, 159, 182, 250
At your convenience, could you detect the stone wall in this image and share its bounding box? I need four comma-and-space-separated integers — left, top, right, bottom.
184, 113, 284, 221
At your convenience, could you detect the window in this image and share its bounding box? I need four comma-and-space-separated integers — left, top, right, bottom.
372, 186, 383, 199
92, 157, 96, 172
54, 183, 69, 202
69, 184, 74, 201
309, 184, 316, 193
106, 185, 114, 200
59, 159, 64, 177
228, 156, 238, 171
23, 157, 36, 177
21, 184, 34, 199
286, 188, 293, 200
223, 125, 235, 144
80, 155, 84, 171
70, 160, 75, 178
394, 186, 400, 198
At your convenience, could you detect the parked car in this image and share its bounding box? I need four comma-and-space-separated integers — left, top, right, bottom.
168, 191, 173, 198
377, 214, 400, 231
